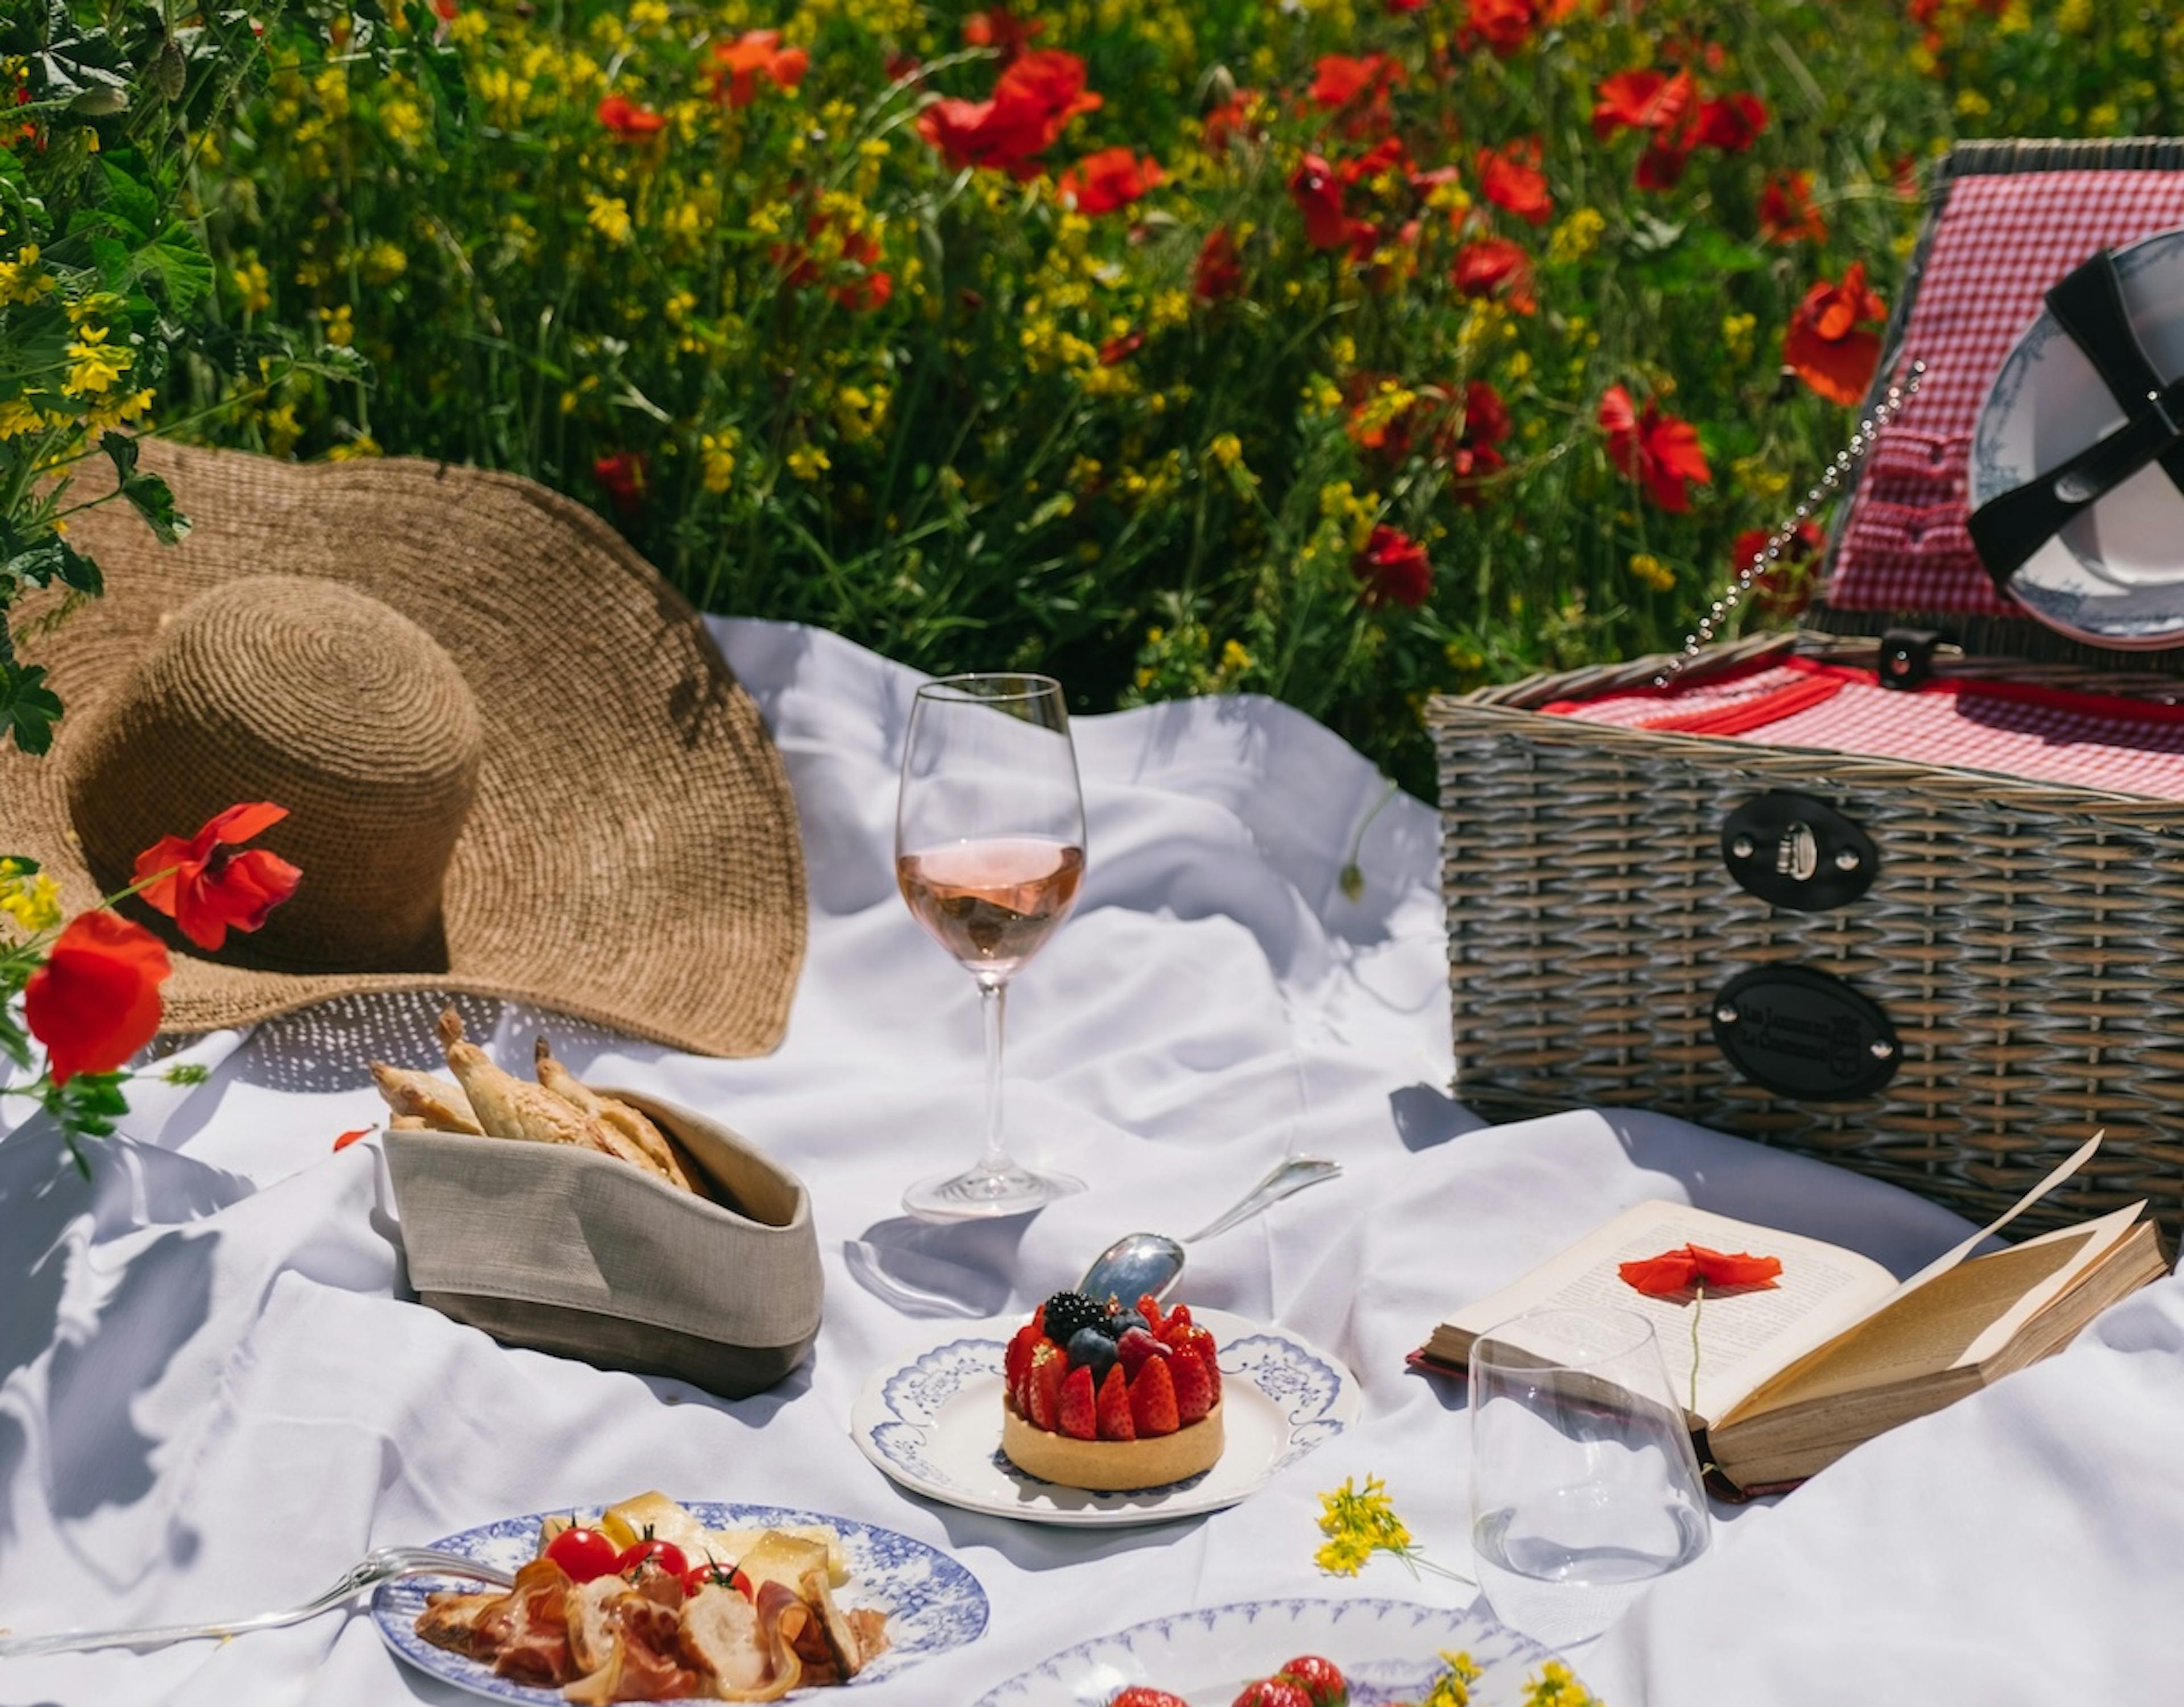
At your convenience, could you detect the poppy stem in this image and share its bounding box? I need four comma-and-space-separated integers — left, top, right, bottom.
1689, 1281, 1705, 1416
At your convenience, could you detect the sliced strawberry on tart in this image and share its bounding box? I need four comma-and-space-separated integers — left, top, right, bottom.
1000, 1291, 1225, 1491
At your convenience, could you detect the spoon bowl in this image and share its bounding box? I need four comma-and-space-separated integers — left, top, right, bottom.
1078, 1156, 1342, 1303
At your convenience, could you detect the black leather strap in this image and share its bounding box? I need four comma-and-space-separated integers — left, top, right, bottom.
1969, 375, 2184, 589
2044, 250, 2184, 499
1970, 247, 2184, 590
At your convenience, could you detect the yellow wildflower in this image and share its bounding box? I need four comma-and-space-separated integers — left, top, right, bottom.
1629, 552, 1676, 593
380, 97, 427, 147
2057, 0, 2091, 31
361, 242, 408, 285
449, 8, 488, 44
700, 430, 739, 494
0, 397, 46, 440
326, 432, 382, 461
1313, 1475, 1413, 1576
61, 326, 133, 397
787, 444, 830, 481
1520, 1659, 1601, 1706
0, 861, 63, 935
1421, 1651, 1485, 1707
1721, 312, 1756, 364
1209, 433, 1243, 469
1955, 88, 1991, 119
1549, 207, 1606, 265
318, 304, 355, 347
0, 246, 54, 306
233, 257, 272, 315
585, 194, 634, 246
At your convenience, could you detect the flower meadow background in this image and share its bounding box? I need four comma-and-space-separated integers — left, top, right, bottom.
22, 0, 2181, 793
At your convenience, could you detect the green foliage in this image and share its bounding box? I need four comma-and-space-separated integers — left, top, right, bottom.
127, 0, 2184, 790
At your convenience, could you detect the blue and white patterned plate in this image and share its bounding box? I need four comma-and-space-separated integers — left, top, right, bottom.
973, 1597, 1562, 1707
850, 1309, 1360, 1527
371, 1500, 988, 1702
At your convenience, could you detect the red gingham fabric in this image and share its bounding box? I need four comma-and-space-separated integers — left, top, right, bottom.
1826, 168, 2184, 616
1546, 658, 2184, 800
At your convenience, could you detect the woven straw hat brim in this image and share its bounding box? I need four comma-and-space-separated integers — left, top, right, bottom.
0, 443, 805, 1058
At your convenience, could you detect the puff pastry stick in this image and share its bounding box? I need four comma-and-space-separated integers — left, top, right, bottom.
433, 1008, 661, 1177
369, 1062, 482, 1134
534, 1038, 696, 1194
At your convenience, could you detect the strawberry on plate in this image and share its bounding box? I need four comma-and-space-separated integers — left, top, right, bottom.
1111, 1691, 1191, 1707
1130, 1354, 1181, 1437
1275, 1655, 1349, 1707
1097, 1365, 1136, 1441
1232, 1680, 1312, 1707
1059, 1365, 1099, 1441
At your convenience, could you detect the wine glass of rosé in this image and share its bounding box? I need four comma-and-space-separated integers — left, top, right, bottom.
895, 673, 1088, 1220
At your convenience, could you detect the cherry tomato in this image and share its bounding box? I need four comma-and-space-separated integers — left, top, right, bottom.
613, 1538, 689, 1578
680, 1560, 754, 1600
543, 1527, 619, 1584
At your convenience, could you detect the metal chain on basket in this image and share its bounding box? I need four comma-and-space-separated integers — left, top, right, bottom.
1653, 359, 1929, 689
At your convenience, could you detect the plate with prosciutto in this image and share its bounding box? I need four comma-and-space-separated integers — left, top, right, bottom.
373, 1491, 987, 1702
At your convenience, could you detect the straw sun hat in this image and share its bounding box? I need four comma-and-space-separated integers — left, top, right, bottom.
0, 442, 806, 1057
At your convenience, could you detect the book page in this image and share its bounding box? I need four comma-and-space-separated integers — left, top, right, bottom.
1437, 1201, 1898, 1424
1719, 1135, 2112, 1427
1723, 1205, 2144, 1414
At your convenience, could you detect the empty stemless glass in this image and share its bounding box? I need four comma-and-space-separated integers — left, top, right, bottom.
1468, 1307, 1712, 1650
895, 673, 1087, 1221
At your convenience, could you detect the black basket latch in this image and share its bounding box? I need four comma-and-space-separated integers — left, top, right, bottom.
1877, 628, 1947, 691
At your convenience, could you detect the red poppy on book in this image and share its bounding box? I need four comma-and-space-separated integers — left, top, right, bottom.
1618, 1243, 1782, 1297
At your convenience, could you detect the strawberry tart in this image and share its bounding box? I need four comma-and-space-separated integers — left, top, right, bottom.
1000, 1291, 1225, 1491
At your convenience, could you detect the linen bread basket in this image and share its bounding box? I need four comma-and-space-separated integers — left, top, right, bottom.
384, 1089, 824, 1397
1429, 139, 2184, 1239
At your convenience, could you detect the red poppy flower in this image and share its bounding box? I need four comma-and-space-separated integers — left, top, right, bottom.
916, 48, 1099, 173
1289, 153, 1362, 252
1385, 0, 1429, 10
1354, 524, 1434, 608
1600, 384, 1711, 512
1635, 136, 1694, 193
1466, 0, 1538, 55
1451, 237, 1536, 314
1310, 52, 1404, 112
333, 1126, 373, 1153
133, 803, 303, 952
1619, 1243, 1782, 1297
592, 451, 649, 515
1098, 328, 1145, 366
1202, 90, 1260, 151
25, 911, 172, 1084
1591, 68, 1693, 140
595, 93, 666, 138
961, 6, 1042, 60
1757, 170, 1826, 245
1057, 147, 1163, 216
777, 215, 894, 312
1444, 379, 1512, 502
1694, 93, 1767, 152
1784, 262, 1887, 406
1194, 225, 1245, 301
1478, 138, 1552, 225
711, 30, 809, 108
1345, 374, 1423, 459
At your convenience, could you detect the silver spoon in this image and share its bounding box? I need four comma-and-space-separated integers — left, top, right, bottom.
0, 1547, 515, 1659
1078, 1155, 1342, 1304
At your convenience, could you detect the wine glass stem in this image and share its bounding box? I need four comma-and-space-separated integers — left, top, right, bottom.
977, 974, 1011, 1176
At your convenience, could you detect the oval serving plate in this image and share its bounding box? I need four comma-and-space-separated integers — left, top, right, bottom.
1969, 223, 2184, 647
373, 1500, 987, 1703
973, 1597, 1563, 1707
850, 1308, 1360, 1528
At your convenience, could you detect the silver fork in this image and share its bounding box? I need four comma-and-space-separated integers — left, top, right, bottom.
0, 1546, 515, 1660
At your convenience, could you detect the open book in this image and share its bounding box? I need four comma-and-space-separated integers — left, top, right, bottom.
1414, 1138, 2169, 1494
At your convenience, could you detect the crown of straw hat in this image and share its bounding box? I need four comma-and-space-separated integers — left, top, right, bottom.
0, 442, 806, 1057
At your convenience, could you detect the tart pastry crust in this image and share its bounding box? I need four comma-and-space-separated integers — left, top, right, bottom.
1000, 1394, 1224, 1491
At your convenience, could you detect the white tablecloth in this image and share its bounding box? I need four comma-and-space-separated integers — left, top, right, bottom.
2, 618, 2178, 1707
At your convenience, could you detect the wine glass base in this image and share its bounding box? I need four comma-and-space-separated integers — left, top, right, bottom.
903, 1162, 1086, 1223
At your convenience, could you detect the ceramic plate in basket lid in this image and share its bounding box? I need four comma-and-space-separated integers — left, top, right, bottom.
1970, 224, 2184, 648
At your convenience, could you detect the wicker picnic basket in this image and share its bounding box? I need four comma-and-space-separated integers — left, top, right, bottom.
1429, 140, 2184, 1237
